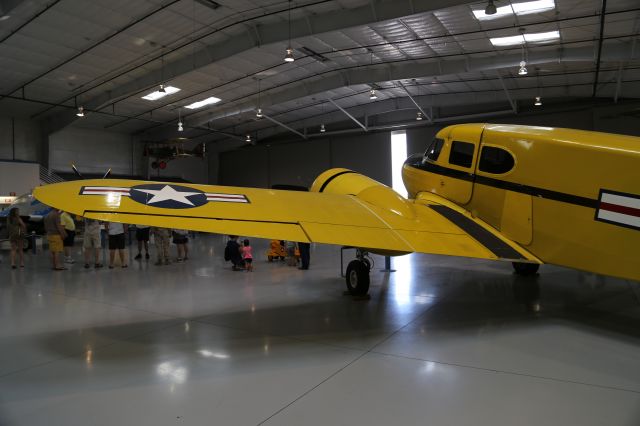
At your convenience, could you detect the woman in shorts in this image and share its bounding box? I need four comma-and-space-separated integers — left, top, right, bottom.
106, 221, 128, 268
7, 208, 26, 269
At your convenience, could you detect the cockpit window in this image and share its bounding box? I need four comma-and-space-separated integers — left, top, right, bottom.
423, 138, 444, 162
449, 141, 475, 168
13, 194, 31, 204
479, 146, 515, 174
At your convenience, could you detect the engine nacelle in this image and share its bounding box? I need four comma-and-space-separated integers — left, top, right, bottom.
310, 168, 415, 219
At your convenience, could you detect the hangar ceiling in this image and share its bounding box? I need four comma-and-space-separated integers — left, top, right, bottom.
0, 0, 639, 146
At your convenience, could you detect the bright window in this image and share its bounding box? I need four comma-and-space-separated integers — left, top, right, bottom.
391, 130, 407, 198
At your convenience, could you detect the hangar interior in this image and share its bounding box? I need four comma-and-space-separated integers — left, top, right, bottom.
0, 0, 639, 425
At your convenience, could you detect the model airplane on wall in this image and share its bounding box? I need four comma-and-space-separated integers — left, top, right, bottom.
33, 124, 640, 295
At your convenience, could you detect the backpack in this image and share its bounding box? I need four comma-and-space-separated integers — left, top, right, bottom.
224, 244, 231, 261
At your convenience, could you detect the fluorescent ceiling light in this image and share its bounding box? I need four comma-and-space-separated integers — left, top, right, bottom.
490, 35, 525, 46
473, 0, 555, 20
490, 30, 559, 46
142, 86, 180, 100
473, 5, 512, 19
184, 96, 221, 109
512, 0, 555, 14
524, 30, 560, 43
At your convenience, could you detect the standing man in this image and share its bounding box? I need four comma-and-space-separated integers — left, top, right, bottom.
44, 209, 67, 270
83, 218, 103, 269
153, 227, 171, 265
106, 221, 128, 268
60, 211, 76, 264
298, 242, 311, 270
134, 225, 150, 260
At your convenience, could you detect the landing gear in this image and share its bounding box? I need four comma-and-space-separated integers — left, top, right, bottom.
512, 262, 540, 276
345, 250, 372, 296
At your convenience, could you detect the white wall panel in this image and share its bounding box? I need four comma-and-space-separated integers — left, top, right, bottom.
269, 139, 331, 188
219, 146, 270, 188
0, 117, 43, 163
219, 131, 392, 188
49, 127, 136, 175
329, 132, 391, 185
0, 161, 40, 195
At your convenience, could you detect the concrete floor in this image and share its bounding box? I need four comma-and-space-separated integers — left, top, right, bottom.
0, 235, 639, 425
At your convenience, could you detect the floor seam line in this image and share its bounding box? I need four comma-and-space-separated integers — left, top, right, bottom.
369, 350, 640, 395
254, 294, 448, 425
255, 350, 369, 426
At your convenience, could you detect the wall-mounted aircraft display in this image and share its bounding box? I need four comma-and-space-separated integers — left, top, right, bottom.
33, 124, 640, 296
143, 138, 206, 170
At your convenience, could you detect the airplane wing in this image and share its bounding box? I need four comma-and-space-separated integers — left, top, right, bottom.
33, 179, 540, 264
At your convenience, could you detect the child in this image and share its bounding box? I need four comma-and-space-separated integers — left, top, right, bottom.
242, 239, 253, 272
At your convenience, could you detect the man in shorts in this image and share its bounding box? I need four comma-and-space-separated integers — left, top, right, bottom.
44, 209, 67, 270
172, 228, 189, 262
106, 221, 128, 268
153, 227, 171, 265
83, 218, 103, 268
134, 225, 150, 260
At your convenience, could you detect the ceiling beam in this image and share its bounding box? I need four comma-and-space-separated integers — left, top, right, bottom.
497, 72, 517, 113
328, 98, 368, 131
212, 81, 640, 142
261, 113, 307, 139
592, 0, 608, 98
41, 0, 473, 134
190, 42, 640, 128
397, 81, 432, 122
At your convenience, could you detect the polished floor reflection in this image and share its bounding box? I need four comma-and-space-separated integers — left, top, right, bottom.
1, 235, 639, 425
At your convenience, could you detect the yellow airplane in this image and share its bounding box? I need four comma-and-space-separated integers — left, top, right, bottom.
33, 123, 640, 295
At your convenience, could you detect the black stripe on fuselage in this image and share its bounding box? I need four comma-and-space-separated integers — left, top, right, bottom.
428, 205, 526, 260
408, 161, 598, 208
319, 170, 356, 193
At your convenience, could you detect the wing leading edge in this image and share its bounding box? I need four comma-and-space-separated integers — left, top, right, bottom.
33, 179, 540, 263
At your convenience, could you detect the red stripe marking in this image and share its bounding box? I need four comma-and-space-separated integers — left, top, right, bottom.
83, 192, 130, 195
206, 194, 245, 199
600, 202, 640, 218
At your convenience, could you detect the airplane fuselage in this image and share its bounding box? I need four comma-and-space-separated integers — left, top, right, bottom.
402, 123, 640, 282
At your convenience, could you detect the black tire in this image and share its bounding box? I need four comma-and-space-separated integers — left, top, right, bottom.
512, 262, 540, 276
268, 256, 273, 262
346, 260, 370, 296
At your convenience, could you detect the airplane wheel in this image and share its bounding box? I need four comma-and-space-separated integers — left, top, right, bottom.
512, 262, 540, 276
268, 256, 273, 262
346, 260, 370, 296
362, 257, 371, 271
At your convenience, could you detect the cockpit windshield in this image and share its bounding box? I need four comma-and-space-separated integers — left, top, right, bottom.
423, 138, 444, 163
13, 194, 32, 205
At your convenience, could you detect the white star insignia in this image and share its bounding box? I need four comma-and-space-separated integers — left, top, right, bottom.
134, 185, 201, 206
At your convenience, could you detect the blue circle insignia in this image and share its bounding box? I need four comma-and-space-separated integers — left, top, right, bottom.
129, 184, 207, 209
